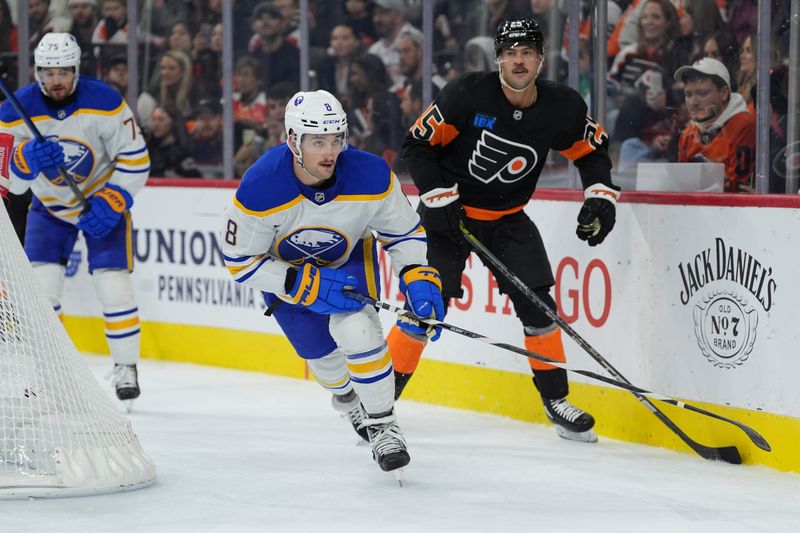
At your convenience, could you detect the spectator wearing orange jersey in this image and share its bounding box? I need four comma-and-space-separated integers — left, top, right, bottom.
232, 57, 268, 151
675, 58, 755, 192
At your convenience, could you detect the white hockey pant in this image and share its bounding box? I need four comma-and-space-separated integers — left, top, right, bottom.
315, 305, 394, 415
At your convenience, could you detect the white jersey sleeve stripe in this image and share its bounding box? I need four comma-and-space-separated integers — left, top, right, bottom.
225, 253, 268, 276
377, 221, 422, 239
381, 235, 427, 250
116, 154, 150, 166
114, 164, 150, 174
233, 255, 275, 284
119, 146, 147, 157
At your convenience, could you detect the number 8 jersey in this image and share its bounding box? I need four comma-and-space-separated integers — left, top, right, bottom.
0, 77, 149, 223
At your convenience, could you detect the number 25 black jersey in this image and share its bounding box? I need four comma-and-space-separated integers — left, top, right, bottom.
401, 72, 613, 212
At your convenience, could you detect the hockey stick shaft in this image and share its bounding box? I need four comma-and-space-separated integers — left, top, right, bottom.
458, 222, 769, 456
0, 78, 89, 213
350, 290, 766, 455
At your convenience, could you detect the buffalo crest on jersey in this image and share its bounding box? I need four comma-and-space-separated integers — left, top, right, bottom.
45, 136, 95, 186
468, 130, 538, 184
277, 227, 350, 267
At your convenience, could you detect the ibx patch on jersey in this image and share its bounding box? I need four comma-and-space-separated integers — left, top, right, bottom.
277, 227, 349, 267
473, 113, 496, 130
468, 130, 538, 184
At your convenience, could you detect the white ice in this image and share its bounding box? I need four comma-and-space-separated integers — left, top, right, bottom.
2, 355, 799, 533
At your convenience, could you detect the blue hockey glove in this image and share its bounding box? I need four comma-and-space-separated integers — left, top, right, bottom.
76, 184, 133, 239
285, 263, 365, 314
398, 265, 445, 341
576, 183, 621, 246
11, 137, 64, 180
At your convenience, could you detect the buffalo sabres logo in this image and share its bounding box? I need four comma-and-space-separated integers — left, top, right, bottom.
468, 130, 538, 184
277, 227, 349, 267
43, 137, 95, 186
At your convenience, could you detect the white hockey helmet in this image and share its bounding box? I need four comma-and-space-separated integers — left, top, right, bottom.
34, 33, 82, 96
284, 90, 348, 157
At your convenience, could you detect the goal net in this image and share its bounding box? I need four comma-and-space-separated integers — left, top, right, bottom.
0, 153, 155, 498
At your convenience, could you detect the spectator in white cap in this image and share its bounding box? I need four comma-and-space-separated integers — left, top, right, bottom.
368, 0, 421, 88
675, 57, 756, 192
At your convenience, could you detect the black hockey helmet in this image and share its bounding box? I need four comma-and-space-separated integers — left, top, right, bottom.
494, 18, 545, 56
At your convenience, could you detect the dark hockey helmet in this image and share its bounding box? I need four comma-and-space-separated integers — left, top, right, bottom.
494, 18, 545, 56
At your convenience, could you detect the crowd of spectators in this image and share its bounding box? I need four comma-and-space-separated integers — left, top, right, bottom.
0, 0, 795, 191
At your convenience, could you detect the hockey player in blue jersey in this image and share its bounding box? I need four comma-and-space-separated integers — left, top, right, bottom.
222, 90, 444, 475
0, 33, 150, 404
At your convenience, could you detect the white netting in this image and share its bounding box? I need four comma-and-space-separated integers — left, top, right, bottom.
0, 204, 156, 498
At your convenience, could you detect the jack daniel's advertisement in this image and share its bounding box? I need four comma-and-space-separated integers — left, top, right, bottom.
678, 237, 777, 369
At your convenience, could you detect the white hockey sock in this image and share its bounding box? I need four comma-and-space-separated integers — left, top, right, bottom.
329, 307, 395, 415
307, 350, 354, 395
103, 307, 140, 366
93, 269, 140, 366
345, 343, 394, 415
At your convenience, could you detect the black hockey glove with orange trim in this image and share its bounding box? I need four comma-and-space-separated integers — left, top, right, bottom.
418, 184, 465, 242
576, 183, 621, 246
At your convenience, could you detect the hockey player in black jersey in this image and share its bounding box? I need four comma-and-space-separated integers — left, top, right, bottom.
389, 18, 620, 442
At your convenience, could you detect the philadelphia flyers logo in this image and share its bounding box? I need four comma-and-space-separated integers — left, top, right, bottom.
468, 130, 538, 184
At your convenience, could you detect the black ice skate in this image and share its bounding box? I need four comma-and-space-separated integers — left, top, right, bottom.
331, 390, 369, 442
542, 397, 598, 443
111, 364, 140, 401
362, 410, 410, 474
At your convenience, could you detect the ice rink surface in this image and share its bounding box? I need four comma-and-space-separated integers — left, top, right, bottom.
2, 355, 799, 533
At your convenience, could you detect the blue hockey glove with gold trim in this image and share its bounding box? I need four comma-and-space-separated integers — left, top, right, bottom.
77, 184, 133, 239
11, 138, 64, 180
285, 263, 365, 314
398, 265, 445, 341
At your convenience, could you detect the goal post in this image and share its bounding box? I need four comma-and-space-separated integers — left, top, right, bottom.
0, 136, 156, 498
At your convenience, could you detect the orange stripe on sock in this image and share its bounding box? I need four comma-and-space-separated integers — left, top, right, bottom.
525, 329, 566, 371
387, 325, 427, 374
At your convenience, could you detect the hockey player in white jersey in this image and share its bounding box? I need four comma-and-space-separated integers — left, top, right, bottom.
222, 90, 444, 475
0, 33, 149, 403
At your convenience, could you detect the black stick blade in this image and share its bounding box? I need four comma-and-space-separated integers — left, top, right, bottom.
715, 446, 742, 464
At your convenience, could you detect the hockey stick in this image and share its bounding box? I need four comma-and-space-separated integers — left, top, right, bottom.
0, 77, 89, 213
350, 290, 768, 461
458, 222, 768, 462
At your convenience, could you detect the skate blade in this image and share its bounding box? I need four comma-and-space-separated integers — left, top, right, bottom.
122, 399, 135, 413
393, 468, 405, 487
554, 424, 598, 443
